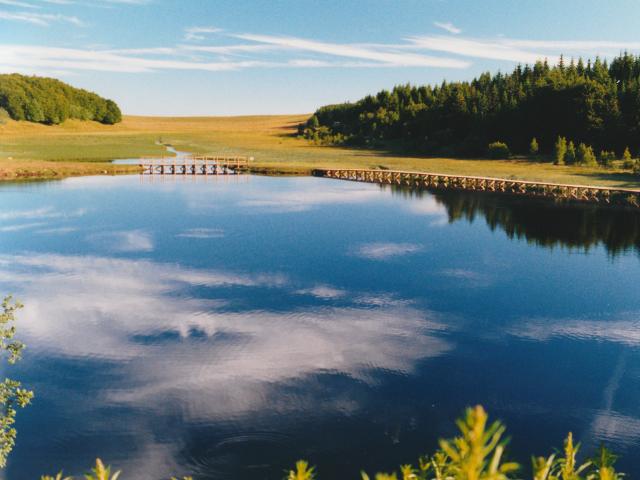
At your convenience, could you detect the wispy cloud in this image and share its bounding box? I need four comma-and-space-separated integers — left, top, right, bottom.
4, 25, 639, 76
88, 229, 154, 252
0, 206, 86, 220
102, 0, 150, 3
0, 0, 38, 8
407, 36, 640, 64
0, 9, 83, 25
296, 285, 347, 299
184, 26, 222, 41
36, 0, 75, 4
0, 45, 268, 73
434, 21, 461, 34
0, 221, 48, 232
354, 242, 423, 260
176, 228, 224, 239
233, 33, 469, 68
36, 226, 78, 234
510, 316, 640, 346
439, 268, 492, 287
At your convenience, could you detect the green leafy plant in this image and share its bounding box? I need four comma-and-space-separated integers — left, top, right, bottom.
287, 460, 316, 480
530, 137, 540, 155
487, 142, 510, 159
622, 147, 634, 169
554, 136, 567, 165
598, 150, 616, 167
564, 141, 576, 165
0, 296, 33, 468
35, 406, 626, 480
41, 473, 73, 480
356, 406, 623, 480
84, 458, 121, 480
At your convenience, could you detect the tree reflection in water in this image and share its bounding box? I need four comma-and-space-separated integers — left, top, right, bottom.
385, 185, 640, 255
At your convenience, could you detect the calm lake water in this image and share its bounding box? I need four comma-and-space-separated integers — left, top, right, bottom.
1, 174, 640, 479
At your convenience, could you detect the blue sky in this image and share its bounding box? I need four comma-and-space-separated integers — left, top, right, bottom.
2, 0, 640, 115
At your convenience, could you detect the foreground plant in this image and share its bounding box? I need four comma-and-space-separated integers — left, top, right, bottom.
0, 296, 33, 468
38, 407, 624, 480
287, 460, 316, 480
357, 406, 622, 480
41, 458, 193, 480
41, 473, 73, 480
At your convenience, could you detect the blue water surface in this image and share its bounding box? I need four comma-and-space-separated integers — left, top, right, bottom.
1, 174, 639, 479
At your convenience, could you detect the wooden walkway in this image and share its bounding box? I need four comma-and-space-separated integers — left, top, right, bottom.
140, 155, 252, 175
313, 168, 640, 208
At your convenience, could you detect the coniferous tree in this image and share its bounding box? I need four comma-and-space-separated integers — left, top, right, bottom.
304, 52, 640, 161
623, 147, 634, 168
554, 136, 567, 165
599, 150, 616, 167
529, 137, 539, 155
565, 141, 576, 165
577, 143, 597, 166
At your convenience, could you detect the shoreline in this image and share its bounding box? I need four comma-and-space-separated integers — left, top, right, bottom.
2, 115, 639, 191
3, 163, 639, 210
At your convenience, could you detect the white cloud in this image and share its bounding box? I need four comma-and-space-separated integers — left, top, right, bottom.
35, 226, 78, 234
0, 31, 457, 75
405, 195, 447, 217
0, 252, 450, 474
408, 35, 548, 63
102, 0, 150, 3
0, 221, 47, 232
0, 45, 270, 73
0, 206, 86, 220
88, 229, 154, 252
0, 251, 448, 384
0, 9, 83, 25
237, 181, 382, 212
296, 285, 347, 299
407, 36, 640, 64
434, 21, 461, 35
184, 26, 222, 42
176, 228, 224, 239
0, 207, 55, 220
0, 0, 38, 8
510, 316, 640, 346
4, 25, 637, 77
354, 242, 423, 260
440, 268, 492, 287
234, 33, 470, 68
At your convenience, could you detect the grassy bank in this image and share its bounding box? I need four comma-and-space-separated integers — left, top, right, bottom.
1, 115, 639, 188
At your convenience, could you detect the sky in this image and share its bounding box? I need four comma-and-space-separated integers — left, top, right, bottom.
2, 0, 640, 116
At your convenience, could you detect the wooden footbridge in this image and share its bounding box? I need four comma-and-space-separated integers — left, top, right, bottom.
140, 155, 252, 175
313, 168, 640, 208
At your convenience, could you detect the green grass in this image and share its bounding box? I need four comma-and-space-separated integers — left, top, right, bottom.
0, 134, 164, 162
1, 115, 639, 188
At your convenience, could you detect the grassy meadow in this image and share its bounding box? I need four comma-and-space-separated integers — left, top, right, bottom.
1, 114, 639, 188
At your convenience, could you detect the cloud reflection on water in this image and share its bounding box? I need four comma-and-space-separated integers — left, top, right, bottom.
354, 242, 423, 260
0, 252, 450, 474
510, 315, 640, 346
87, 230, 155, 252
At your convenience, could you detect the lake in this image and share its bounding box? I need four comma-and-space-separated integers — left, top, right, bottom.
1, 174, 640, 479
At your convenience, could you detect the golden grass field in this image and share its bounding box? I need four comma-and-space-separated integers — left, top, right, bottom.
1, 114, 639, 188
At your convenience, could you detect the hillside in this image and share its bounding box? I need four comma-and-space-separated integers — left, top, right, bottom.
0, 74, 122, 125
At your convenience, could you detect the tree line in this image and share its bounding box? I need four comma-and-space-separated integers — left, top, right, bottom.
0, 74, 122, 125
301, 53, 640, 162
